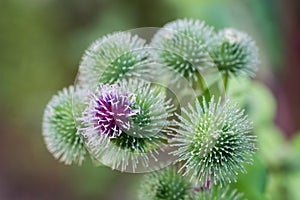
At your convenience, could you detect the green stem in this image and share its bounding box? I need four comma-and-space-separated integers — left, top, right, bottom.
194, 71, 205, 92
223, 72, 229, 94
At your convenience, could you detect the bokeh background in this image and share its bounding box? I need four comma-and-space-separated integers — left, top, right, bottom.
1, 0, 300, 199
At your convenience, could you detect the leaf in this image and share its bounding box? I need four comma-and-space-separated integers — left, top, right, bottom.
256, 126, 287, 167
227, 78, 276, 128
232, 155, 268, 200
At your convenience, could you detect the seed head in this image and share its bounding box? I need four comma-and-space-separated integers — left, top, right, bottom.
138, 167, 192, 200
42, 86, 87, 165
78, 32, 151, 90
209, 28, 259, 77
151, 18, 215, 84
170, 97, 256, 186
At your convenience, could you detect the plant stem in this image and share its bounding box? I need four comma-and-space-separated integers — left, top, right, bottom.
194, 71, 205, 92
223, 72, 229, 94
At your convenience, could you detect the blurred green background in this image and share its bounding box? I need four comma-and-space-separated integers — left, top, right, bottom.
1, 0, 300, 199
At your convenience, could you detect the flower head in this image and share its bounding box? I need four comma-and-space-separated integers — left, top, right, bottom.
209, 28, 259, 77
79, 80, 174, 172
170, 97, 256, 186
78, 32, 151, 90
42, 86, 87, 165
151, 18, 215, 84
138, 167, 192, 200
89, 84, 138, 138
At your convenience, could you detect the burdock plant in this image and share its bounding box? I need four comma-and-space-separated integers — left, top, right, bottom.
42, 18, 259, 199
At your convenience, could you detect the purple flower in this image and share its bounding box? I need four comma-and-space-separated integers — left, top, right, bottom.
93, 91, 136, 138
80, 84, 138, 144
